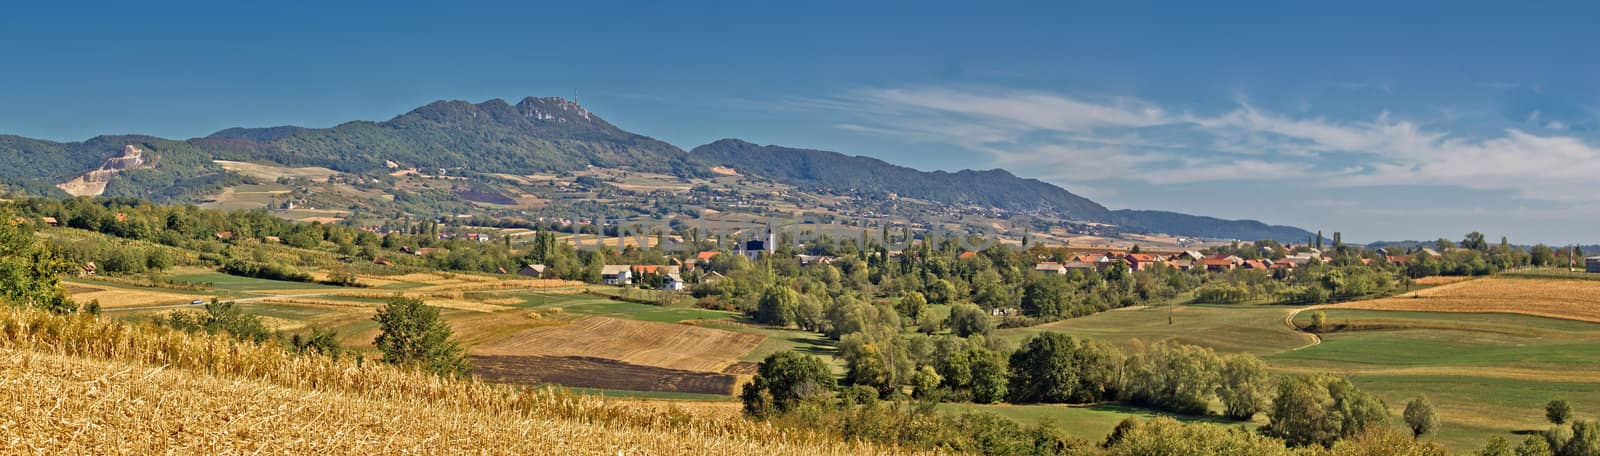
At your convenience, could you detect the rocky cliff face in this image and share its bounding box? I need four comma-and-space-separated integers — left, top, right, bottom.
57, 144, 146, 197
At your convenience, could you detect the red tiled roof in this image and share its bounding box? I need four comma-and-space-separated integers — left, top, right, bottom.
696, 251, 721, 261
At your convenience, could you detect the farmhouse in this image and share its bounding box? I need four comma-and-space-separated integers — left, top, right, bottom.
630, 265, 681, 277
1201, 258, 1236, 271
601, 265, 633, 285
519, 264, 548, 278
662, 273, 685, 291
1240, 259, 1272, 270
1123, 253, 1160, 271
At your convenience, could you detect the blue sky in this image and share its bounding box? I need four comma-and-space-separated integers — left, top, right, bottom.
4, 1, 1600, 244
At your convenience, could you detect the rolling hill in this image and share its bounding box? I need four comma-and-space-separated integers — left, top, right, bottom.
0, 97, 1309, 241
690, 139, 1310, 241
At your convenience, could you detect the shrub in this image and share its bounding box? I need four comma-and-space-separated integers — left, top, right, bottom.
1102, 417, 1296, 456
949, 303, 993, 338
1548, 399, 1573, 425
160, 299, 271, 343
1404, 396, 1440, 439
221, 259, 313, 283
740, 351, 836, 418
1264, 374, 1388, 447
372, 296, 468, 378
1217, 354, 1271, 420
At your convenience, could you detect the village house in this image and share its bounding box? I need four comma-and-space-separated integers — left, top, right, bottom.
1033, 262, 1067, 275
630, 265, 681, 278
601, 265, 633, 285
1240, 259, 1272, 270
661, 273, 685, 291
1123, 253, 1160, 271
1201, 257, 1237, 271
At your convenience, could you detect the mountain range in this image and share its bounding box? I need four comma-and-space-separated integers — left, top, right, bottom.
0, 97, 1310, 241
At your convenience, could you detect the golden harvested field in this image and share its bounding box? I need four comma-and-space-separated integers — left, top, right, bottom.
1329, 276, 1600, 322
476, 316, 765, 372
413, 278, 583, 292
65, 282, 203, 308
1414, 275, 1477, 286
445, 310, 561, 347
423, 298, 516, 313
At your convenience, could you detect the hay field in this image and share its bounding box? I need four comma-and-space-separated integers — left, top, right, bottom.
1413, 275, 1476, 286
1329, 276, 1600, 322
476, 316, 765, 372
65, 282, 204, 308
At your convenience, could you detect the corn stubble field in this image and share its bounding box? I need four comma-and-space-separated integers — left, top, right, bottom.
0, 308, 904, 455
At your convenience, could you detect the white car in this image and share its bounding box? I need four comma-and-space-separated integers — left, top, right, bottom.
191, 299, 205, 305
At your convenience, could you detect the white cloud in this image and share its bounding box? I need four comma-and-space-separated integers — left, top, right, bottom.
803, 85, 1600, 206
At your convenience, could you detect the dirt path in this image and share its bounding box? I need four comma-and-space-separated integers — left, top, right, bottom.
1282, 305, 1326, 351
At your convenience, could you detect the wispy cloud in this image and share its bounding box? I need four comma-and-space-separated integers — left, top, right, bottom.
797, 85, 1600, 206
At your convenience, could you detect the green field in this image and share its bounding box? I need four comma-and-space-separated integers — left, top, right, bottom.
939, 402, 1256, 441
996, 303, 1312, 355
1268, 308, 1600, 449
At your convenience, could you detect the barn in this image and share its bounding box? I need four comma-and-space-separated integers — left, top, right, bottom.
1587, 256, 1600, 274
